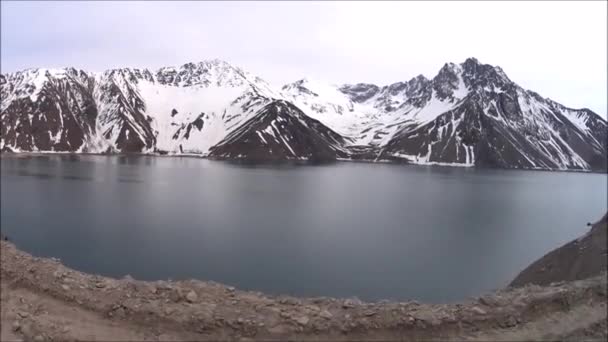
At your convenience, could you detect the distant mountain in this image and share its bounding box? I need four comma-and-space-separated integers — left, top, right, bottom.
1, 58, 606, 171
208, 100, 348, 162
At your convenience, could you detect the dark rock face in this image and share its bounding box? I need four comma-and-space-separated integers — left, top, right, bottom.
209, 100, 348, 162
339, 83, 380, 103
95, 71, 156, 152
433, 63, 462, 101
510, 212, 608, 287
1, 70, 97, 152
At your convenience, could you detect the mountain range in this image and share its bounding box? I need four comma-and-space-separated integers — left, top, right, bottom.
1, 57, 606, 171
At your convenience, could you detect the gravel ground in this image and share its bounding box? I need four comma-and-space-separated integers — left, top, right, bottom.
1, 239, 606, 341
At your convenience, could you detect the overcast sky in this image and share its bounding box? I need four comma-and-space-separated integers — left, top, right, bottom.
2, 1, 606, 117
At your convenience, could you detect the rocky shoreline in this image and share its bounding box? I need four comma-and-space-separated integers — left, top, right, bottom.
1, 238, 607, 341
1, 151, 606, 174
511, 212, 608, 287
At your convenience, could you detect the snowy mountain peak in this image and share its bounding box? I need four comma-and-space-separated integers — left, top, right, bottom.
460, 57, 512, 88
339, 83, 381, 103
1, 58, 606, 171
432, 62, 467, 102
463, 57, 481, 66
151, 59, 250, 88
438, 62, 462, 74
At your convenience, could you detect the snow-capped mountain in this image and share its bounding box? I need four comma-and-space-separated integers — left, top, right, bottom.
1, 58, 606, 171
208, 100, 348, 162
1, 60, 281, 155
282, 58, 607, 171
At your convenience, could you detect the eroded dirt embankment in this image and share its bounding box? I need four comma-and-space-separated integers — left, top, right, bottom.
1, 239, 606, 341
510, 212, 608, 288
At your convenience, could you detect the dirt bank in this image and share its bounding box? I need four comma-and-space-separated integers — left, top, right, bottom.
510, 212, 608, 287
1, 239, 606, 341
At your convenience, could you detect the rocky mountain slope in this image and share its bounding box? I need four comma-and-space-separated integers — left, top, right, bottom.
208, 100, 348, 162
2, 58, 606, 170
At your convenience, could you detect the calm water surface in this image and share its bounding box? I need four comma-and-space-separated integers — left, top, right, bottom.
1, 155, 606, 303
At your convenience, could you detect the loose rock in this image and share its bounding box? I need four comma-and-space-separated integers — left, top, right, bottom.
319, 310, 333, 319
471, 306, 487, 315
342, 298, 361, 308
186, 290, 198, 303
12, 320, 20, 332
364, 310, 377, 317
295, 315, 310, 326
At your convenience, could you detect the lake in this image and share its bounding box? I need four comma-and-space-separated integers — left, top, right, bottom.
1, 155, 606, 303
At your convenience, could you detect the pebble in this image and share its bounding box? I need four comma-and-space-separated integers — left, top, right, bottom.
61, 284, 70, 291
12, 320, 20, 332
17, 311, 29, 318
95, 282, 106, 288
33, 335, 44, 342
501, 315, 518, 328
169, 289, 182, 302
61, 326, 70, 333
308, 305, 320, 312
471, 306, 487, 315
342, 298, 361, 308
295, 316, 310, 326
186, 290, 198, 303
319, 310, 333, 319
20, 323, 33, 337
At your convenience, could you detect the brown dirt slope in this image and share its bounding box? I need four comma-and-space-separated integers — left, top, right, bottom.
510, 212, 608, 288
0, 238, 606, 341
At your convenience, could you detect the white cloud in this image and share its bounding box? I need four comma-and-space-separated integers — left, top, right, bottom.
1, 1, 606, 117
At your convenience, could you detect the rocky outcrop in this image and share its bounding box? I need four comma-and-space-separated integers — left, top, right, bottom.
510, 212, 608, 287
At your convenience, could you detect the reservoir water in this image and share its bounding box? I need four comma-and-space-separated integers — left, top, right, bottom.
1, 155, 605, 303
